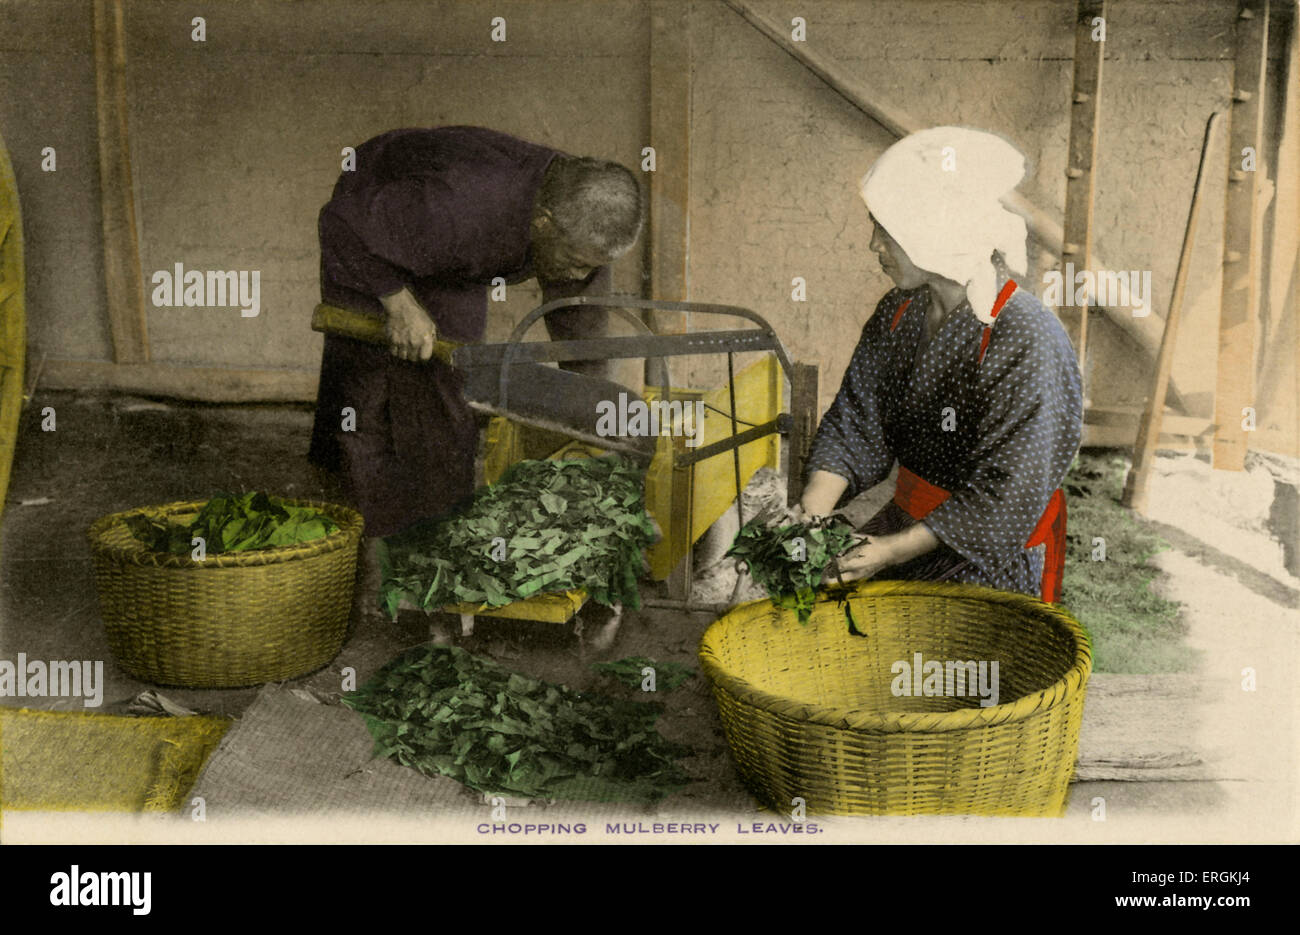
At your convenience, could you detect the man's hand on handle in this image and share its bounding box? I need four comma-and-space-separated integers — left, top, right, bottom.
381, 287, 438, 362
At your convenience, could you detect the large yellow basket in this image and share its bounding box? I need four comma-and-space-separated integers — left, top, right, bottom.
88, 499, 363, 688
699, 580, 1092, 816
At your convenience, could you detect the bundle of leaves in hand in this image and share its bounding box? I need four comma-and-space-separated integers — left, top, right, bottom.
379, 456, 657, 617
726, 516, 859, 622
342, 645, 692, 803
124, 491, 339, 556
590, 656, 696, 692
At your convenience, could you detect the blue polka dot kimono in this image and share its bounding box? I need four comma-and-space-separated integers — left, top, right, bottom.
805, 282, 1084, 597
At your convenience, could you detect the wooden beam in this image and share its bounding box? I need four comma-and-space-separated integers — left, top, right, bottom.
646, 0, 691, 335
1214, 0, 1271, 470
1082, 417, 1213, 451
1059, 0, 1107, 384
39, 359, 317, 403
720, 0, 1191, 411
1086, 405, 1212, 434
93, 0, 149, 363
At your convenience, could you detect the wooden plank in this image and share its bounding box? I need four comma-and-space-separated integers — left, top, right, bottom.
646, 0, 691, 335
39, 359, 317, 403
1083, 405, 1213, 450
1123, 113, 1224, 513
720, 0, 1191, 413
442, 590, 588, 624
1058, 0, 1107, 384
93, 0, 149, 363
1075, 674, 1250, 782
1085, 405, 1213, 434
1214, 0, 1271, 470
1082, 425, 1203, 451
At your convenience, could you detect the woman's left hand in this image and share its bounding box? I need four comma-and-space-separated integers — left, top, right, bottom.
824, 535, 895, 584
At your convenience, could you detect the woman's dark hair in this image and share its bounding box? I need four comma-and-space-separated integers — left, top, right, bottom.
538, 156, 644, 257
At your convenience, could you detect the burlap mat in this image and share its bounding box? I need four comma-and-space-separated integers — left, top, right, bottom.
188, 684, 473, 815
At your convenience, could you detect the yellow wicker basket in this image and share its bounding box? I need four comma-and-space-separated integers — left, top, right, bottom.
88, 499, 364, 688
699, 580, 1092, 816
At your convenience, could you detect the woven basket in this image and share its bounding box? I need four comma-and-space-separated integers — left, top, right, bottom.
88, 499, 364, 688
699, 580, 1092, 816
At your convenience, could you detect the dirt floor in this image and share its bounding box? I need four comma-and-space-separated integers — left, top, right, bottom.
0, 390, 754, 814
2, 390, 1297, 842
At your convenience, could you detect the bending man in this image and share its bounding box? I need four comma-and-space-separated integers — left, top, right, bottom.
310, 126, 644, 540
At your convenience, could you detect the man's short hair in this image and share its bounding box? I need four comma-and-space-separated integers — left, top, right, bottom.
538, 156, 644, 258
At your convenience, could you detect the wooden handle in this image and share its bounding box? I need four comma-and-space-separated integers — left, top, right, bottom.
311, 304, 387, 344
311, 304, 458, 365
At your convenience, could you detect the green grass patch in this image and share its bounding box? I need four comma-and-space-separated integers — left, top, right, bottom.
1060, 452, 1198, 674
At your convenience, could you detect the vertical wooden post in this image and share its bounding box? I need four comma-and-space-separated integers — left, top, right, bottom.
1214, 0, 1270, 470
1255, 4, 1298, 457
93, 0, 149, 363
664, 434, 695, 600
786, 362, 819, 506
646, 0, 691, 328
1059, 0, 1107, 387
649, 3, 694, 599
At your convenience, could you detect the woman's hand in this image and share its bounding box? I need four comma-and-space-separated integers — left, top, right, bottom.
381, 287, 437, 362
826, 523, 942, 585
776, 501, 811, 527
825, 535, 894, 584
800, 471, 850, 518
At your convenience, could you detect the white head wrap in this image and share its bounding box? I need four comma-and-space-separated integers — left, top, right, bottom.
860, 126, 1029, 324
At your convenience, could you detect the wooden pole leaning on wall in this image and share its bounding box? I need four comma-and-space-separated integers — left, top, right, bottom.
1213, 0, 1270, 471
1059, 0, 1107, 389
721, 0, 1190, 413
93, 0, 149, 364
646, 1, 691, 337
1123, 113, 1224, 513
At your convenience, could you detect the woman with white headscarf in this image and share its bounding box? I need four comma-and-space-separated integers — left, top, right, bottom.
800, 126, 1083, 601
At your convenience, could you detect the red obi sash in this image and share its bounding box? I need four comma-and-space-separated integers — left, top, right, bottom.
893, 466, 1067, 604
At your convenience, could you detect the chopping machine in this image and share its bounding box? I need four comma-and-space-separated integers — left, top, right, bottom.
312, 295, 820, 639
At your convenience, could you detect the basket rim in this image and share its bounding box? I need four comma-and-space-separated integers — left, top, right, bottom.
87, 497, 364, 568
697, 579, 1093, 734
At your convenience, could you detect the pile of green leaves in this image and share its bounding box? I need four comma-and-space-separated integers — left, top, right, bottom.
727, 517, 859, 622
590, 656, 696, 692
124, 491, 338, 556
379, 456, 657, 617
342, 645, 692, 803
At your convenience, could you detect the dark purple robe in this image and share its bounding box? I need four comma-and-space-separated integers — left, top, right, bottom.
309, 126, 611, 537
